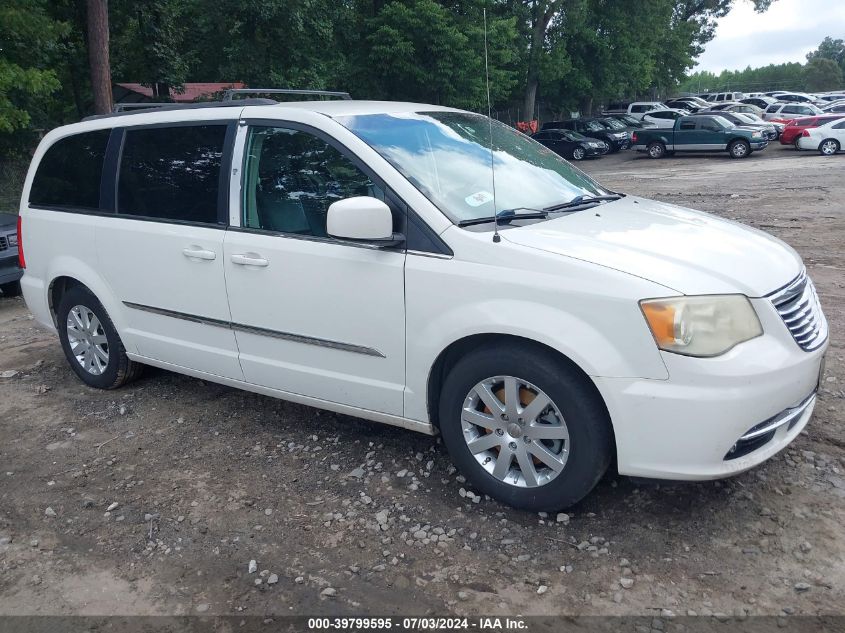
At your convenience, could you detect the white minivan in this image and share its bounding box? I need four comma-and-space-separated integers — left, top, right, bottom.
17, 98, 828, 511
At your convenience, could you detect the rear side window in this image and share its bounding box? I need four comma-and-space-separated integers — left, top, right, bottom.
766, 105, 780, 113
117, 124, 227, 224
679, 120, 696, 130
30, 130, 110, 210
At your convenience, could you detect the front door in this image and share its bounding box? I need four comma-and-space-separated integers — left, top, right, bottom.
223, 122, 406, 415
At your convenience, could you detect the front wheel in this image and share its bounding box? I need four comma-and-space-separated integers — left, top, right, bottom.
819, 139, 840, 155
438, 344, 614, 511
646, 142, 665, 159
57, 285, 143, 389
794, 137, 801, 150
729, 139, 750, 159
571, 146, 586, 161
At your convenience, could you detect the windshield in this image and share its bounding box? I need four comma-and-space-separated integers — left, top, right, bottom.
602, 118, 625, 130
337, 111, 607, 223
583, 120, 606, 132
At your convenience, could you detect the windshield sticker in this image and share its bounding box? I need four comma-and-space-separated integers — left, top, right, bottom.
465, 191, 494, 207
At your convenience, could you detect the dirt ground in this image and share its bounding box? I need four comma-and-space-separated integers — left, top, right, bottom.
1, 142, 843, 620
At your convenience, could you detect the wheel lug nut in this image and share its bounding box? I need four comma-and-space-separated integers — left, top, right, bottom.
508, 442, 517, 451
495, 429, 504, 436
502, 414, 509, 422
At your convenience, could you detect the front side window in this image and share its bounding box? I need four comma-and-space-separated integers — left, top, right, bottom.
337, 111, 606, 224
241, 126, 385, 237
766, 105, 780, 113
30, 130, 110, 210
117, 124, 226, 223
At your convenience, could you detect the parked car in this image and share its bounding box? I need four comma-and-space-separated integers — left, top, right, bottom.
590, 116, 639, 137
763, 103, 825, 121
542, 119, 630, 151
632, 114, 769, 158
694, 110, 778, 140
796, 117, 845, 155
711, 91, 746, 103
740, 96, 777, 110
665, 99, 703, 112
531, 129, 608, 160
817, 93, 845, 102
18, 98, 828, 511
0, 213, 23, 296
625, 102, 668, 120
821, 102, 845, 113
780, 115, 845, 146
733, 112, 785, 138
602, 114, 657, 129
708, 102, 765, 117
642, 108, 689, 128
772, 92, 821, 105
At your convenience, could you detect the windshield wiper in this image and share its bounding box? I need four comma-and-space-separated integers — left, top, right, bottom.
457, 207, 548, 228
544, 193, 623, 213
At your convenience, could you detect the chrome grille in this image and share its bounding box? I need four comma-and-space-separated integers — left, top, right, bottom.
768, 270, 828, 352
0, 236, 7, 251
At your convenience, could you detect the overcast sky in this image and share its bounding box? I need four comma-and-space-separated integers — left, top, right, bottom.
693, 0, 845, 74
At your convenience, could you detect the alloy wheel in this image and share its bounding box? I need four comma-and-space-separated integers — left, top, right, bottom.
460, 376, 570, 488
820, 140, 838, 155
572, 147, 586, 160
66, 305, 109, 375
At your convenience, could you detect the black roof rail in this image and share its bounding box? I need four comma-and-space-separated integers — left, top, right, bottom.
82, 98, 279, 121
222, 88, 352, 101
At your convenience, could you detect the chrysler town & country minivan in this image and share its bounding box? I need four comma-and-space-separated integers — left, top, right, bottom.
17, 98, 828, 510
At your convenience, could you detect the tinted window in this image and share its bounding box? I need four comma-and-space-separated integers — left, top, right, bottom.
679, 120, 696, 130
242, 126, 385, 238
30, 130, 110, 209
834, 121, 845, 129
631, 105, 648, 113
766, 105, 780, 113
117, 125, 226, 223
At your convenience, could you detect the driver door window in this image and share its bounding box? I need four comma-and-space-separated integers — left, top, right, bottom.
242, 126, 385, 238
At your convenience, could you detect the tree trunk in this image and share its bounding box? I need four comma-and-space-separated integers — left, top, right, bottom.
522, 1, 563, 122
87, 0, 112, 114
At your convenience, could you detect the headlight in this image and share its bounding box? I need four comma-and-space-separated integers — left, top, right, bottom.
588, 142, 600, 147
752, 130, 763, 137
7, 233, 17, 247
640, 295, 762, 357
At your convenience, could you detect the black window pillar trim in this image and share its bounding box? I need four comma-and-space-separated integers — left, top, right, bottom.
100, 128, 123, 213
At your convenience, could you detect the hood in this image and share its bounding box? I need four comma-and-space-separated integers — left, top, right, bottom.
502, 196, 802, 296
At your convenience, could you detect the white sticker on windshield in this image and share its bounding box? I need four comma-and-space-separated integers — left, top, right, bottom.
465, 191, 494, 207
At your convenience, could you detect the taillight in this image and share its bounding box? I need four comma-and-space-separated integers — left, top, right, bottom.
17, 215, 25, 269
802, 130, 810, 137
631, 132, 638, 143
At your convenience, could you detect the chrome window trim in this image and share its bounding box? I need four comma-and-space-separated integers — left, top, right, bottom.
123, 301, 386, 358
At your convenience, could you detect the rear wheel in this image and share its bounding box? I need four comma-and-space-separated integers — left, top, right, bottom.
438, 344, 613, 511
57, 285, 142, 389
819, 139, 840, 155
794, 137, 801, 150
646, 142, 665, 159
571, 146, 586, 161
729, 139, 750, 159
0, 281, 21, 297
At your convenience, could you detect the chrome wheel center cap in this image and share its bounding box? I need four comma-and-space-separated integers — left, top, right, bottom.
506, 422, 523, 438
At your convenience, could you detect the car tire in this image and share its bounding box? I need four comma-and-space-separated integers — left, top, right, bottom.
0, 281, 21, 297
646, 142, 665, 159
56, 285, 143, 389
793, 138, 801, 150
819, 139, 840, 156
437, 343, 614, 511
729, 139, 750, 159
571, 147, 586, 161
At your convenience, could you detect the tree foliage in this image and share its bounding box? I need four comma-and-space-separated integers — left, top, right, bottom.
803, 58, 843, 93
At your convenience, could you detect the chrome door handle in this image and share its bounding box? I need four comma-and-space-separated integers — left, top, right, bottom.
231, 253, 269, 267
182, 247, 216, 260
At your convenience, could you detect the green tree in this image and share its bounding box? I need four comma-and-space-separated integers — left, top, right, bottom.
807, 36, 845, 75
803, 57, 843, 92
0, 0, 68, 155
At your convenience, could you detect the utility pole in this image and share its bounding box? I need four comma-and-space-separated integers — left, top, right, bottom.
87, 0, 113, 114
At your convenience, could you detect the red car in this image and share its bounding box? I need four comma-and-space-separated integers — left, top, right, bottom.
780, 115, 845, 146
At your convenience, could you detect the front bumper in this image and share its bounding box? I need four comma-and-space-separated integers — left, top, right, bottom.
594, 297, 827, 480
751, 140, 769, 150
0, 255, 22, 286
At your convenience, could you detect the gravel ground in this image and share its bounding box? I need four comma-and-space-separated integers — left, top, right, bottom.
0, 142, 843, 618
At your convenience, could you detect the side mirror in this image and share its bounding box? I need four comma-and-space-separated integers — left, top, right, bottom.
327, 197, 404, 247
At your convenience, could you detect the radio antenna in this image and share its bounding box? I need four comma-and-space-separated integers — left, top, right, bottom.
483, 7, 501, 243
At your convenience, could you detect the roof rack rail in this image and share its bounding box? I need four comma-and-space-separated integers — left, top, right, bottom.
222, 88, 352, 101
83, 98, 279, 121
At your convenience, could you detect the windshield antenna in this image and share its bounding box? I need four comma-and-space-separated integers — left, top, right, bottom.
483, 7, 500, 243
